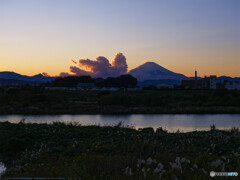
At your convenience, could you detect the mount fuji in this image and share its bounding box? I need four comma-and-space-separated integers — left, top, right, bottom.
128, 62, 188, 81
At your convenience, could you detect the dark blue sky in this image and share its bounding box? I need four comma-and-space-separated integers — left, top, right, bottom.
0, 0, 239, 76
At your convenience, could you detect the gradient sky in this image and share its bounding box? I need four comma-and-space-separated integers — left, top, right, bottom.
0, 0, 239, 77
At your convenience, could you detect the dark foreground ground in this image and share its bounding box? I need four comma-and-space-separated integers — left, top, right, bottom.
1, 87, 240, 114
0, 122, 239, 179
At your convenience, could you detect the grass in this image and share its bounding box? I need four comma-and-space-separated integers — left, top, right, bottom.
0, 121, 239, 179
1, 87, 240, 114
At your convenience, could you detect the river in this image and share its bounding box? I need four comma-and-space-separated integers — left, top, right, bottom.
0, 114, 240, 132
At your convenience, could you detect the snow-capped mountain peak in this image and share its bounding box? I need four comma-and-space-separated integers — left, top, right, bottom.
128, 62, 188, 81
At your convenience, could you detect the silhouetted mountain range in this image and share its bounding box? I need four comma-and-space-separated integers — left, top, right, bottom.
0, 71, 55, 85
217, 76, 240, 83
0, 62, 239, 86
0, 78, 31, 85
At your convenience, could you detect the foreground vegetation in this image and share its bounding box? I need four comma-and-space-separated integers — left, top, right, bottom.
0, 122, 239, 179
1, 86, 240, 114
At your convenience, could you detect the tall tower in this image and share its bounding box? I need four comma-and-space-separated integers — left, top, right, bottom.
195, 70, 197, 88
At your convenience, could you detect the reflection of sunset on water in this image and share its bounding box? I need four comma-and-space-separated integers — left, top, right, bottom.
1, 114, 240, 133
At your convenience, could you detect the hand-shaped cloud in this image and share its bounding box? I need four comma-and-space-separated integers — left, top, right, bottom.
60, 53, 128, 78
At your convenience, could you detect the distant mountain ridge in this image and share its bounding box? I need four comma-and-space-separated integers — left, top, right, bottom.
217, 76, 240, 83
129, 62, 188, 81
128, 62, 240, 86
0, 78, 37, 85
0, 71, 55, 83
1, 64, 239, 86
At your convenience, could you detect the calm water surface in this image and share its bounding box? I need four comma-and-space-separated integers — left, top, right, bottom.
0, 114, 240, 132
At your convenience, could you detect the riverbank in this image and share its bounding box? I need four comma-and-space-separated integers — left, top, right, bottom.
0, 122, 239, 179
1, 106, 240, 115
1, 88, 240, 114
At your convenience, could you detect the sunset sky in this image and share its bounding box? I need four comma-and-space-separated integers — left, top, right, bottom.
0, 0, 239, 77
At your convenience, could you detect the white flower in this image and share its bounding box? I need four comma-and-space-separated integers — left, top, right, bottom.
210, 159, 225, 171
169, 162, 182, 173
153, 163, 164, 174
221, 156, 226, 160
234, 152, 239, 157
181, 157, 190, 164
0, 162, 6, 177
159, 170, 166, 179
124, 166, 133, 176
137, 159, 145, 167
142, 167, 146, 178
146, 157, 153, 165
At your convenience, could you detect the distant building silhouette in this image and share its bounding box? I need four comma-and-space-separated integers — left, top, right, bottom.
157, 83, 174, 89
202, 76, 217, 90
195, 70, 197, 88
182, 71, 216, 90
224, 81, 240, 90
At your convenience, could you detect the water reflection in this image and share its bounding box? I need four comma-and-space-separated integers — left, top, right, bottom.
0, 114, 240, 132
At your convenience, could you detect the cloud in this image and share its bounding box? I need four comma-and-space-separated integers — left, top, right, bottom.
62, 53, 128, 78
41, 72, 51, 77
111, 53, 128, 75
71, 59, 78, 65
69, 66, 92, 76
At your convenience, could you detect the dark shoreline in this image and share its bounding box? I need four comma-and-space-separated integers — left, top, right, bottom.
1, 89, 240, 115
1, 106, 240, 115
1, 112, 240, 115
